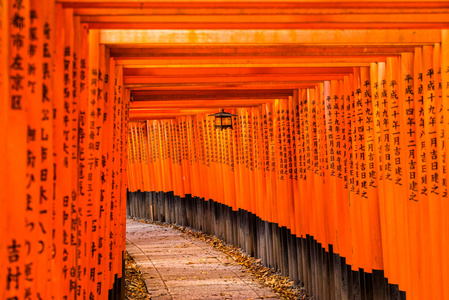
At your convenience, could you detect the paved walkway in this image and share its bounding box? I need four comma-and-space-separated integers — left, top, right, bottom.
126, 219, 281, 300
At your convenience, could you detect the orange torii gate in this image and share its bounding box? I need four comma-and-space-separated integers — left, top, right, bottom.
1, 1, 449, 299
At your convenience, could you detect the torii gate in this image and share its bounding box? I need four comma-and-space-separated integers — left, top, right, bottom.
1, 1, 449, 299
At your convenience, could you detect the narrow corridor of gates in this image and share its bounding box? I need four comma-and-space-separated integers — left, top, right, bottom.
2, 1, 449, 300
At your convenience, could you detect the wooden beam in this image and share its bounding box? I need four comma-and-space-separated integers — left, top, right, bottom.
123, 75, 345, 84
122, 67, 354, 76
125, 83, 318, 90
130, 89, 294, 100
109, 46, 416, 57
60, 1, 449, 10
130, 99, 276, 109
116, 57, 386, 66
99, 29, 441, 45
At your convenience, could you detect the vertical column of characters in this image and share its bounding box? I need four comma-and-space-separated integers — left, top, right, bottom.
246, 108, 256, 214
150, 120, 158, 192
353, 69, 369, 272
228, 111, 237, 211
220, 114, 228, 207
158, 120, 166, 194
342, 76, 353, 267
375, 62, 391, 279
170, 120, 179, 196
159, 120, 166, 193
5, 0, 29, 298
239, 109, 248, 212
144, 121, 152, 193
320, 84, 329, 246
386, 57, 406, 288
396, 54, 413, 293
148, 121, 157, 192
423, 45, 443, 298
186, 116, 194, 197
293, 92, 304, 237
126, 124, 135, 192
77, 22, 89, 298
203, 115, 210, 200
139, 122, 148, 190
289, 96, 299, 236
309, 88, 321, 242
285, 97, 295, 234
415, 47, 431, 297
319, 83, 332, 250
282, 99, 291, 228
153, 120, 161, 193
274, 100, 284, 226
119, 68, 127, 277
194, 116, 202, 198
298, 90, 310, 238
100, 52, 114, 294
0, 0, 6, 295
441, 30, 449, 300
361, 66, 380, 273
198, 115, 208, 201
24, 0, 40, 297
314, 84, 327, 248
130, 123, 139, 191
324, 81, 336, 250
53, 4, 69, 299
110, 65, 120, 281
412, 47, 433, 298
185, 117, 193, 196
70, 17, 82, 296
159, 119, 165, 193
238, 108, 246, 212
366, 64, 384, 273
266, 104, 277, 224
282, 98, 291, 230
400, 52, 420, 300
72, 14, 82, 300
249, 109, 257, 214
145, 121, 154, 193
261, 104, 272, 221
349, 71, 362, 271
198, 116, 205, 199
187, 117, 196, 196
252, 107, 262, 220
96, 44, 109, 297
305, 90, 316, 239
64, 8, 79, 299
433, 44, 445, 299
434, 42, 448, 298
137, 123, 145, 191
39, 1, 55, 296
328, 81, 340, 253
336, 79, 350, 263
214, 115, 223, 203
218, 114, 226, 205
174, 118, 181, 195
234, 109, 242, 209
181, 118, 191, 196
86, 29, 101, 298
201, 116, 210, 201
167, 119, 175, 194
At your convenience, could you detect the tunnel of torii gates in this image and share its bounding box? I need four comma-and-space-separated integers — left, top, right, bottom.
2, 0, 449, 300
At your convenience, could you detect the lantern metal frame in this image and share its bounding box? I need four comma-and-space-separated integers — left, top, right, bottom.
209, 109, 238, 130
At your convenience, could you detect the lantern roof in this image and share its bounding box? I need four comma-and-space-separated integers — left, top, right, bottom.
208, 109, 238, 118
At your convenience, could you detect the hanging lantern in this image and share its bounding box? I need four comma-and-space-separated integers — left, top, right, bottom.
209, 109, 238, 130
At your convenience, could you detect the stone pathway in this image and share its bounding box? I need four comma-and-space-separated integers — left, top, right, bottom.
126, 219, 282, 300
